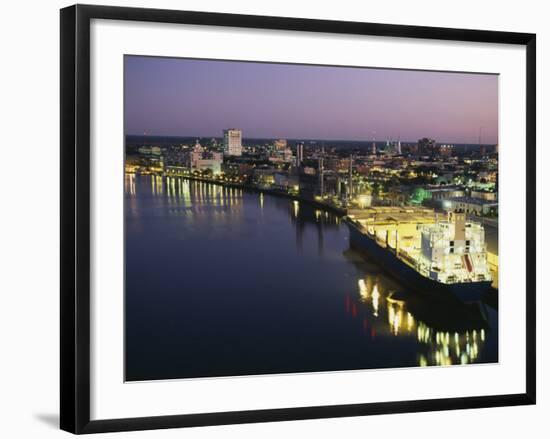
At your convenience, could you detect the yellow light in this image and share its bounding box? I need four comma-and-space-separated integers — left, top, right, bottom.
358, 279, 368, 300
372, 284, 380, 316
407, 312, 414, 331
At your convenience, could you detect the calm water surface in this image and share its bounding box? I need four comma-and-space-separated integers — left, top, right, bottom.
125, 175, 498, 381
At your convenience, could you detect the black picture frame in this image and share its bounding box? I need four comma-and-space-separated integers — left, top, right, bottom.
60, 4, 536, 434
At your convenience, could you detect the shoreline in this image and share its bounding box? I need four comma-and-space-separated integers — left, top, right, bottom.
134, 172, 348, 216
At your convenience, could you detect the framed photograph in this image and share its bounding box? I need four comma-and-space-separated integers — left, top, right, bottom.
60, 4, 536, 434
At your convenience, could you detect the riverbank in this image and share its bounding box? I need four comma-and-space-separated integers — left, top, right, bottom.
138, 172, 348, 216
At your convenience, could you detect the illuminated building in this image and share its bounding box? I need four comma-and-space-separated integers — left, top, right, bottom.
223, 128, 242, 156
193, 159, 222, 175
188, 140, 223, 175
274, 139, 287, 150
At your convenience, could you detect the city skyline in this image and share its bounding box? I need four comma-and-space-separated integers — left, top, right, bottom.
124, 56, 498, 145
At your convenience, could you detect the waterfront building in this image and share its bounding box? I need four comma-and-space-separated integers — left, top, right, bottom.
223, 128, 243, 156
222, 161, 253, 177
298, 170, 319, 200
252, 167, 276, 188
194, 159, 222, 175
188, 140, 222, 175
189, 140, 204, 166
274, 172, 299, 191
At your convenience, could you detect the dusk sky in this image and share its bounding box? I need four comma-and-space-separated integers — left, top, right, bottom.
124, 56, 498, 144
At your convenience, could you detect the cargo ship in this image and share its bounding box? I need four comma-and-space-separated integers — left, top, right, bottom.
345, 207, 492, 302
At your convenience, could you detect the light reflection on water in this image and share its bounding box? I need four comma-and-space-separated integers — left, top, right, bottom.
125, 174, 497, 381
350, 273, 490, 367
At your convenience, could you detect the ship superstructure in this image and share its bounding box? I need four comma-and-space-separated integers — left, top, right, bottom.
346, 206, 492, 301
417, 211, 491, 284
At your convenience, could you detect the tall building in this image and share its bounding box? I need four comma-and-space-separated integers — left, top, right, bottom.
417, 137, 437, 156
296, 142, 304, 167
223, 129, 242, 156
274, 139, 287, 151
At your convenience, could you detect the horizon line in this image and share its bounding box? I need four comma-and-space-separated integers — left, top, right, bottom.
125, 133, 498, 145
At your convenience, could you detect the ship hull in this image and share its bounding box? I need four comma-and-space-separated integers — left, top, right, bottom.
346, 220, 492, 303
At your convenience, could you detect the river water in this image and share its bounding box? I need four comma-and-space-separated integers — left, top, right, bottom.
125, 174, 498, 381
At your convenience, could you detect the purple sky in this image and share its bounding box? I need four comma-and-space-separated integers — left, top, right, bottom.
124, 56, 498, 144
